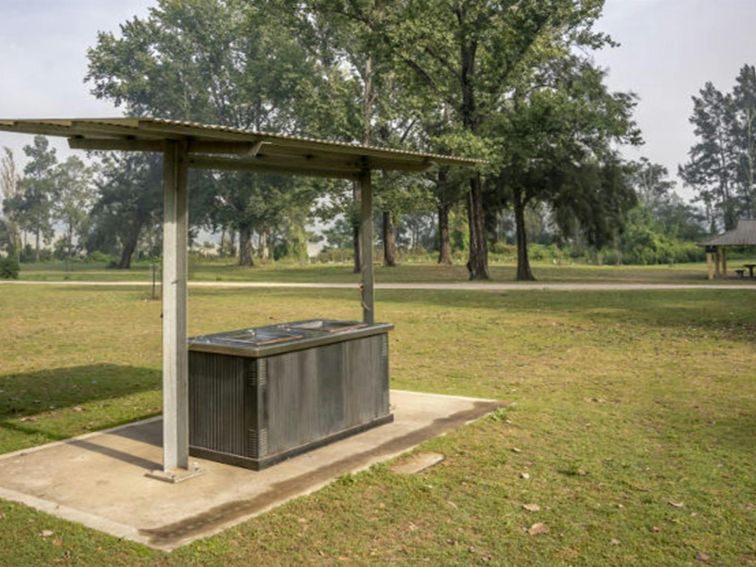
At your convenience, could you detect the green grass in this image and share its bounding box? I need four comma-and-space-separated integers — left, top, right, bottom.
14, 256, 756, 284
0, 285, 754, 565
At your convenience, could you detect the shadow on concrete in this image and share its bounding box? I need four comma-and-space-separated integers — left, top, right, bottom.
67, 437, 161, 471
110, 416, 163, 448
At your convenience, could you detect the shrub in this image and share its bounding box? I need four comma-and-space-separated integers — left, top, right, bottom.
0, 256, 20, 279
86, 251, 114, 264
316, 248, 354, 264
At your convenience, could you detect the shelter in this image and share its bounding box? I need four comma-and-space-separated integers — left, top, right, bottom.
699, 219, 756, 279
0, 117, 481, 481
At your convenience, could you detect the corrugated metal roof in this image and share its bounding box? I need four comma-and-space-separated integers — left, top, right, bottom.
700, 219, 756, 246
0, 117, 483, 179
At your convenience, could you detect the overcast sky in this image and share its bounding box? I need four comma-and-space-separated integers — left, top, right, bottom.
1, 0, 755, 202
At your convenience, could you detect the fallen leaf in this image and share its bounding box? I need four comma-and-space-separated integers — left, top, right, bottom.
522, 503, 541, 512
40, 530, 54, 538
511, 447, 522, 453
52, 538, 64, 547
668, 500, 685, 508
72, 406, 84, 413
651, 526, 661, 533
696, 551, 710, 563
527, 523, 549, 536
520, 472, 530, 480
610, 538, 621, 545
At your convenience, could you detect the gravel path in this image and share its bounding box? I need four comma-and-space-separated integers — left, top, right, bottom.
2, 280, 754, 291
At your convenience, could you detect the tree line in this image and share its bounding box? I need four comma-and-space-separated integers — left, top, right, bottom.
1, 1, 753, 279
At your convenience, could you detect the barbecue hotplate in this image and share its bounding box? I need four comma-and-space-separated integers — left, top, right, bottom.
189, 319, 373, 349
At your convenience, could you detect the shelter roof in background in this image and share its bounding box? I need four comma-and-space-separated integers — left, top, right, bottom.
0, 117, 483, 179
700, 219, 756, 246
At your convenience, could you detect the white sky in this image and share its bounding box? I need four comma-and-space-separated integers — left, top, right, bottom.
1, 0, 755, 202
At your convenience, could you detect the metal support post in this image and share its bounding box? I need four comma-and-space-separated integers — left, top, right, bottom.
359, 170, 375, 324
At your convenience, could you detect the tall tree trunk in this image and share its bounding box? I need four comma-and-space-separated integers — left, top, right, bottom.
239, 225, 254, 267
117, 224, 141, 269
437, 203, 452, 265
34, 229, 40, 262
259, 227, 271, 261
382, 210, 397, 267
513, 188, 535, 281
219, 226, 226, 258
466, 174, 489, 279
228, 230, 237, 258
67, 224, 74, 258
458, 32, 489, 280
352, 182, 361, 273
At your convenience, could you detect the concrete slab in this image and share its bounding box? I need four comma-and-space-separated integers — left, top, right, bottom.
0, 390, 501, 551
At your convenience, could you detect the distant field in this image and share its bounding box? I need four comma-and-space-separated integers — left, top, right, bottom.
13, 257, 756, 285
0, 285, 754, 565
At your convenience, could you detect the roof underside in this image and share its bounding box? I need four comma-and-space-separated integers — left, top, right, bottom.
0, 117, 482, 179
700, 219, 756, 246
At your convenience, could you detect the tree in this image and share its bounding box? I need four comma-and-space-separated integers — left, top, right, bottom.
88, 153, 162, 269
316, 1, 617, 280
5, 136, 58, 261
0, 148, 22, 256
680, 65, 756, 230
679, 82, 740, 230
490, 58, 641, 280
629, 158, 705, 241
87, 0, 325, 266
54, 156, 95, 258
733, 64, 756, 219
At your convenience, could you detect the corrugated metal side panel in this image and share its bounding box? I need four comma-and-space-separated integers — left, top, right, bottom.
264, 346, 322, 455
263, 335, 389, 457
344, 334, 389, 424
189, 351, 246, 455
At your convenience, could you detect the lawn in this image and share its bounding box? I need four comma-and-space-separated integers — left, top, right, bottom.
14, 256, 756, 285
0, 285, 754, 565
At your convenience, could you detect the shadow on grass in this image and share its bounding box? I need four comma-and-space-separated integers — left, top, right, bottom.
0, 364, 160, 420
0, 364, 160, 453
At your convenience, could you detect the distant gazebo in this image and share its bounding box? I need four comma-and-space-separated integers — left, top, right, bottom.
700, 219, 756, 279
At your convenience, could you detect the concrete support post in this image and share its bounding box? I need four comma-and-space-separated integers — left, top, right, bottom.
163, 140, 189, 470
706, 252, 715, 280
359, 170, 374, 324
154, 140, 192, 479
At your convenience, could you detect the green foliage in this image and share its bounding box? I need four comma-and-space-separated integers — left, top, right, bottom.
86, 0, 326, 265
610, 221, 705, 265
86, 153, 162, 269
680, 64, 756, 229
3, 137, 58, 261
314, 247, 354, 264
0, 255, 19, 279
53, 156, 95, 258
